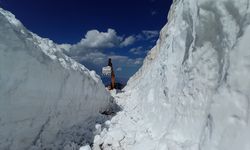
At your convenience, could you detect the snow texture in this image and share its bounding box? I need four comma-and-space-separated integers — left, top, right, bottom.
0, 8, 112, 150
93, 0, 250, 149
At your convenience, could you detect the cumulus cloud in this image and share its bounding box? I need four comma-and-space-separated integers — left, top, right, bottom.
135, 30, 159, 42
58, 44, 71, 52
130, 46, 144, 55
77, 52, 107, 65
142, 30, 159, 39
60, 28, 145, 79
134, 58, 144, 65
69, 28, 135, 56
121, 36, 136, 47
107, 55, 143, 67
129, 30, 159, 56
69, 46, 143, 75
64, 28, 142, 69
77, 29, 121, 49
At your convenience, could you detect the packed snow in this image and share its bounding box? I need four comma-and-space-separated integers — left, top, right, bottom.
92, 0, 250, 149
0, 8, 114, 150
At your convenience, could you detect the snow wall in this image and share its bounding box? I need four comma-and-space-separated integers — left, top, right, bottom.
125, 0, 250, 149
0, 8, 111, 150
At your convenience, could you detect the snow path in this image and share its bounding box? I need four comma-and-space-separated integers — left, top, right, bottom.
90, 90, 161, 150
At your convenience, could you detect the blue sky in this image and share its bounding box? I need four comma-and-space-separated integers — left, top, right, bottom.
0, 0, 172, 83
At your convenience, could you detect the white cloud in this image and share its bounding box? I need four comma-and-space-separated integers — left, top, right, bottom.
110, 55, 143, 66
68, 28, 136, 57
142, 30, 159, 39
134, 58, 144, 65
130, 46, 144, 55
68, 48, 144, 79
110, 55, 129, 61
76, 29, 122, 49
58, 44, 71, 52
77, 52, 107, 65
73, 50, 143, 68
135, 34, 144, 41
135, 30, 159, 42
121, 36, 136, 47
62, 28, 145, 78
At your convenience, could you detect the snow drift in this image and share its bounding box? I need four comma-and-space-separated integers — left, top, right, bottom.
94, 0, 250, 149
0, 8, 112, 150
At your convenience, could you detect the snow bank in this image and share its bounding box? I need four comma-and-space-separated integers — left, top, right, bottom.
95, 0, 250, 149
0, 8, 111, 150
126, 0, 250, 149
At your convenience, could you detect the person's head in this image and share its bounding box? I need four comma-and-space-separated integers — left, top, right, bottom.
108, 58, 112, 63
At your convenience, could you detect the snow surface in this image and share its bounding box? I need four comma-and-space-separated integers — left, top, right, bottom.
93, 0, 250, 149
0, 8, 113, 150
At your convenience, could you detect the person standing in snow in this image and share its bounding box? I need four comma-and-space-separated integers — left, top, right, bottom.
108, 58, 115, 90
